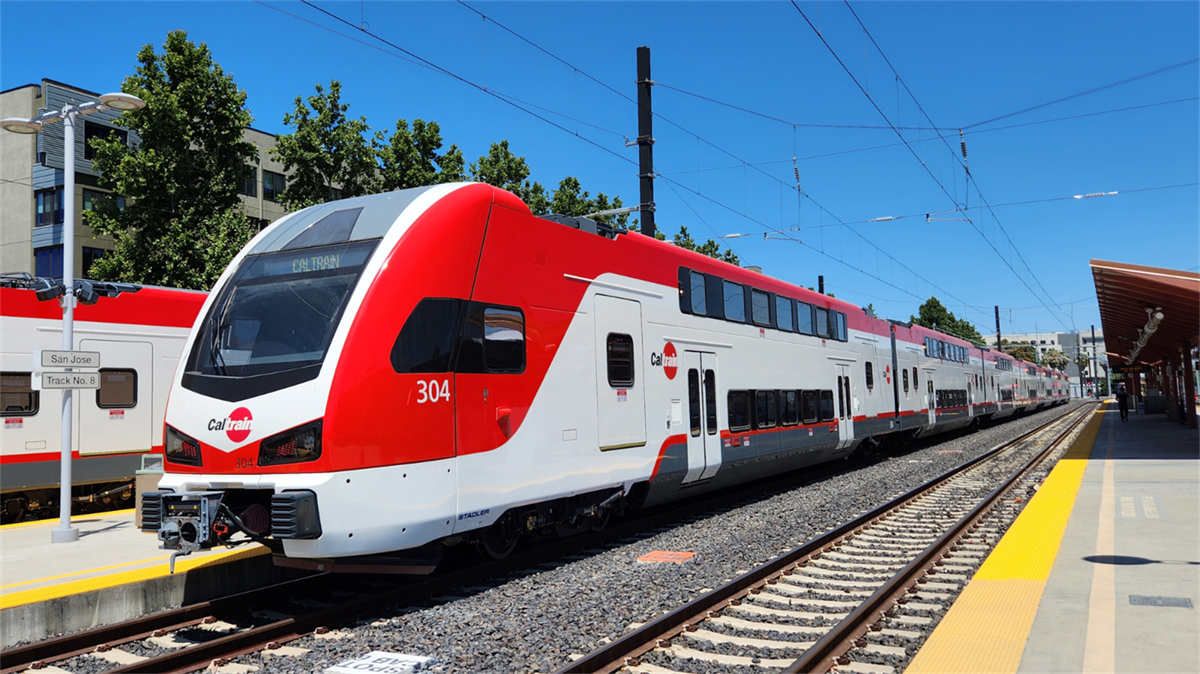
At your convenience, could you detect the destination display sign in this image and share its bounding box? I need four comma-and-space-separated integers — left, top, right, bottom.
39, 350, 101, 369
1115, 364, 1148, 374
41, 371, 101, 389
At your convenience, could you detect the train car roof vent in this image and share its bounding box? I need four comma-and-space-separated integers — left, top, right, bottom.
539, 213, 615, 239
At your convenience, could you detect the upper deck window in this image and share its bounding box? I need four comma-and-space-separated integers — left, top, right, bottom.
689, 271, 707, 315
776, 296, 794, 332
751, 290, 771, 327
723, 281, 745, 323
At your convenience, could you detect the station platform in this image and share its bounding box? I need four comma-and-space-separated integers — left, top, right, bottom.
908, 401, 1199, 674
0, 510, 296, 647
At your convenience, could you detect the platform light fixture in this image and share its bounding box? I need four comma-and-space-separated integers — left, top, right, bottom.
1, 90, 145, 543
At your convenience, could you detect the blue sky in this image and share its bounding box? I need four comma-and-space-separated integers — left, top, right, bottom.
3, 1, 1196, 338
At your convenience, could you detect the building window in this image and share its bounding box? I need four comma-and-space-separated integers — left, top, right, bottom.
241, 168, 258, 197
82, 247, 106, 278
263, 170, 286, 201
606, 333, 634, 386
82, 188, 124, 213
35, 246, 63, 277
83, 121, 127, 161
723, 280, 745, 323
1, 372, 39, 416
35, 188, 64, 226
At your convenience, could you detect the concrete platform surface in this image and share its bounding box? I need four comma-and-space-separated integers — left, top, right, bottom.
908, 402, 1200, 674
1, 509, 257, 602
0, 510, 299, 647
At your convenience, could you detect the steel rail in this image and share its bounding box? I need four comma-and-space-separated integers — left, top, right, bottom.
554, 402, 1093, 674
783, 401, 1096, 673
0, 574, 323, 674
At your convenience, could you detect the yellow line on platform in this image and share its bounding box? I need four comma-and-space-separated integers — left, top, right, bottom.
0, 553, 171, 590
0, 544, 269, 610
905, 405, 1107, 674
0, 508, 136, 530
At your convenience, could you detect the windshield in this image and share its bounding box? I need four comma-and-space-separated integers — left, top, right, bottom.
186, 240, 378, 378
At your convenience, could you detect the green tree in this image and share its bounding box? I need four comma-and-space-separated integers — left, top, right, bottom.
468, 141, 549, 214
672, 225, 740, 265
547, 176, 632, 230
1042, 348, 1069, 371
1001, 338, 1038, 364
375, 118, 465, 191
86, 30, 257, 290
272, 80, 377, 210
911, 297, 984, 345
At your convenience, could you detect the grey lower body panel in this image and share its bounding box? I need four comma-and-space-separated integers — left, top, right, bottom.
1, 453, 143, 493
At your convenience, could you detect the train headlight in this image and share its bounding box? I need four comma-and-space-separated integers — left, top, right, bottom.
165, 425, 203, 466
258, 420, 322, 466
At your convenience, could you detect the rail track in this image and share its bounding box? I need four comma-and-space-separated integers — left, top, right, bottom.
555, 401, 1097, 674
0, 405, 1083, 674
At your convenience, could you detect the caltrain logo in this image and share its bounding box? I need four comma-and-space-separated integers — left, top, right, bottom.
650, 342, 679, 379
209, 407, 253, 443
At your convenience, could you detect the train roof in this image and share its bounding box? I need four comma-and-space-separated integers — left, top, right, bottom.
0, 283, 206, 328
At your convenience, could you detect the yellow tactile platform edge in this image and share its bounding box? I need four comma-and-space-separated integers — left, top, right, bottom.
905, 406, 1106, 674
0, 544, 269, 610
0, 508, 135, 529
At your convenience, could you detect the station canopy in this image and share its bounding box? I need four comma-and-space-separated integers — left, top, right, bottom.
1090, 259, 1200, 368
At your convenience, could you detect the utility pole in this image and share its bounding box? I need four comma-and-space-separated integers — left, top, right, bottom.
1091, 324, 1098, 398
636, 46, 656, 239
995, 305, 1002, 352
818, 275, 825, 295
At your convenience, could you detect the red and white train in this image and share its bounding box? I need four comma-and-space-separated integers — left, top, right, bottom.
144, 183, 1068, 569
1, 285, 207, 523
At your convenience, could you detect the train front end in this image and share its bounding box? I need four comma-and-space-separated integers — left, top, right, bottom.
145, 184, 496, 568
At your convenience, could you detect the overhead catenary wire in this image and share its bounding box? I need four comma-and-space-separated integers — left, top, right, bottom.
794, 0, 1070, 331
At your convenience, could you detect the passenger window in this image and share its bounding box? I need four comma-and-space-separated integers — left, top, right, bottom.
704, 370, 717, 435
689, 271, 707, 315
797, 302, 813, 335
782, 390, 799, 426
816, 308, 831, 338
728, 390, 751, 431
865, 362, 874, 390
776, 297, 793, 332
688, 369, 701, 437
606, 333, 634, 386
843, 376, 851, 417
801, 390, 819, 423
838, 312, 847, 341
819, 390, 835, 422
723, 281, 745, 323
903, 368, 909, 393
1, 372, 39, 416
751, 290, 770, 327
96, 369, 137, 409
391, 298, 463, 373
913, 367, 918, 390
755, 390, 777, 429
483, 306, 525, 373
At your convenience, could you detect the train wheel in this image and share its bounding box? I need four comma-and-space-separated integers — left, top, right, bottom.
1, 499, 26, 525
589, 511, 611, 532
475, 515, 520, 560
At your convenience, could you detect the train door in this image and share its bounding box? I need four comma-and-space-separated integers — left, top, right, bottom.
682, 352, 720, 483
925, 371, 936, 425
78, 339, 153, 455
836, 363, 853, 449
966, 374, 974, 418
594, 295, 646, 451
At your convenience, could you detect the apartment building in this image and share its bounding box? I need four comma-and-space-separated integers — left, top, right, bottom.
1, 79, 289, 279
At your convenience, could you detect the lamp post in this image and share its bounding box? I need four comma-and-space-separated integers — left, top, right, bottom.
2, 91, 145, 542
